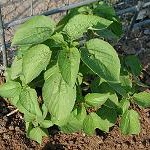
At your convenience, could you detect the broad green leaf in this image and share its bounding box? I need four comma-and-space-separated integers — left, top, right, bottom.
43, 65, 76, 125
63, 14, 112, 40
56, 8, 80, 32
9, 96, 20, 106
104, 94, 119, 109
99, 82, 119, 109
83, 112, 109, 135
93, 2, 122, 37
44, 65, 58, 80
17, 45, 32, 57
120, 109, 140, 135
44, 33, 67, 50
76, 6, 92, 14
25, 122, 33, 136
96, 28, 119, 42
93, 2, 116, 18
97, 106, 117, 128
23, 113, 36, 123
119, 99, 130, 114
74, 105, 86, 121
17, 87, 42, 122
56, 6, 92, 32
81, 39, 120, 82
119, 74, 133, 95
58, 47, 80, 87
29, 127, 48, 144
12, 15, 55, 45
125, 55, 142, 76
10, 56, 22, 80
4, 68, 12, 82
85, 93, 109, 108
133, 92, 150, 108
91, 81, 119, 109
40, 120, 53, 128
0, 81, 21, 98
41, 103, 48, 119
120, 75, 132, 92
79, 63, 95, 75
22, 44, 51, 84
41, 43, 60, 68
19, 45, 31, 53
50, 32, 67, 47
108, 17, 123, 37
77, 73, 83, 85
60, 113, 79, 133
108, 82, 128, 97
60, 105, 86, 133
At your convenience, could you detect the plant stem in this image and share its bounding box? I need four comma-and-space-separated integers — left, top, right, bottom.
76, 78, 84, 103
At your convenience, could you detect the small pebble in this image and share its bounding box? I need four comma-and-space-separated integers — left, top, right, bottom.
68, 140, 74, 144
139, 143, 144, 149
9, 126, 14, 131
15, 126, 20, 132
116, 143, 121, 148
3, 133, 10, 139
3, 116, 8, 122
0, 127, 6, 134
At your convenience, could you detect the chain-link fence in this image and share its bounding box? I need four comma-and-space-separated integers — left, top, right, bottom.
0, 0, 79, 71
0, 0, 150, 73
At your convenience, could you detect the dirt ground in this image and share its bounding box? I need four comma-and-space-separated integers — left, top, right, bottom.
0, 97, 149, 150
0, 0, 150, 150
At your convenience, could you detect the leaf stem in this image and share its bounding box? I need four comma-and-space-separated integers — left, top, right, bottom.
76, 78, 84, 103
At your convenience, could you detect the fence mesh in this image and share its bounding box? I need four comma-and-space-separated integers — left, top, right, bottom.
0, 0, 79, 69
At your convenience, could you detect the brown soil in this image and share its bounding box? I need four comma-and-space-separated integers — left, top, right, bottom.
0, 98, 149, 150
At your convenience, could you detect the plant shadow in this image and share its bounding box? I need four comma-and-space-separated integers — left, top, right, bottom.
42, 142, 65, 150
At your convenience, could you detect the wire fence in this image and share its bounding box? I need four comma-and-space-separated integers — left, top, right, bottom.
0, 0, 150, 72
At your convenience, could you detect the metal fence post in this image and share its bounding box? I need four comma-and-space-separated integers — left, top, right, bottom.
31, 0, 33, 16
0, 5, 7, 70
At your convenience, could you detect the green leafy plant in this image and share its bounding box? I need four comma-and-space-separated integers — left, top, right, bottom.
0, 2, 150, 144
